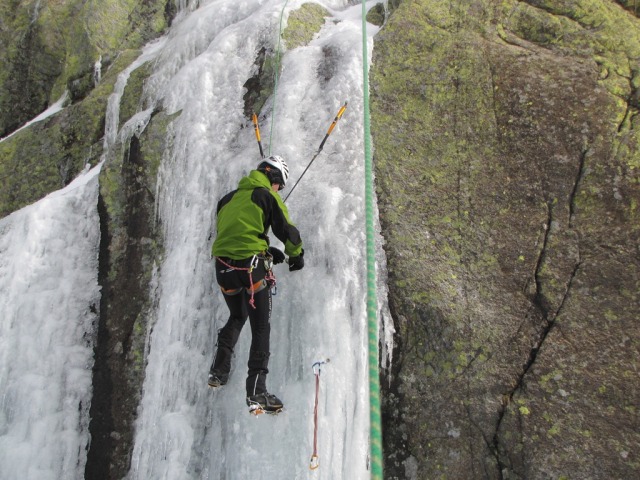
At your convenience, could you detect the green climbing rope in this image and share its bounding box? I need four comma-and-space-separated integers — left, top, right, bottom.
268, 2, 383, 475
268, 0, 289, 156
361, 1, 383, 479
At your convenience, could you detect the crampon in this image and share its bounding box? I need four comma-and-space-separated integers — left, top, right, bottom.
248, 401, 283, 416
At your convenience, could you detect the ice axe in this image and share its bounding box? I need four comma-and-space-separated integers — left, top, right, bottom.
252, 113, 265, 159
283, 102, 348, 202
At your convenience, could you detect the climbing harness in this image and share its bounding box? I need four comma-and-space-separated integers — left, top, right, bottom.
283, 102, 348, 202
309, 359, 329, 470
215, 254, 277, 308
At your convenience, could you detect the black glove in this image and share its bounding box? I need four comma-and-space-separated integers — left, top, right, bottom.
288, 249, 304, 272
267, 246, 285, 264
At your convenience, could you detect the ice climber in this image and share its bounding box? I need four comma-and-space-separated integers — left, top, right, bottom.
208, 155, 304, 412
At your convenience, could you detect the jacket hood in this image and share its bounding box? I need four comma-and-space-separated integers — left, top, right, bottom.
238, 170, 271, 190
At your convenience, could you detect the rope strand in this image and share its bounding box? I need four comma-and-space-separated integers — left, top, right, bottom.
268, 0, 289, 155
309, 360, 328, 470
310, 370, 320, 470
361, 0, 384, 478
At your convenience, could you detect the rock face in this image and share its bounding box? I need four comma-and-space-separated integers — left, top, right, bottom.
0, 1, 173, 479
0, 0, 173, 139
370, 1, 640, 479
0, 0, 173, 216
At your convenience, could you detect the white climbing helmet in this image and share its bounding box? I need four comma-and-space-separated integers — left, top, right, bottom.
258, 155, 290, 187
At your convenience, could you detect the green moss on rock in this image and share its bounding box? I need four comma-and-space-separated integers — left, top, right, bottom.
616, 0, 640, 17
92, 107, 174, 478
372, 0, 640, 478
0, 48, 143, 218
243, 47, 280, 118
366, 3, 385, 27
282, 3, 329, 50
119, 61, 152, 129
0, 0, 172, 139
243, 2, 332, 118
0, 1, 66, 136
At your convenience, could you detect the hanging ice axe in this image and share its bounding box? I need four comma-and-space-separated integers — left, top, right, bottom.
252, 113, 265, 159
283, 101, 348, 202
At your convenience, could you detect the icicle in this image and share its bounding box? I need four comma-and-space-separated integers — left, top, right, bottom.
102, 40, 165, 154
93, 56, 102, 86
0, 91, 69, 143
175, 0, 193, 13
31, 0, 42, 23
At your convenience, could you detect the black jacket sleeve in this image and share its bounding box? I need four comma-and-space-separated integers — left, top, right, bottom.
252, 187, 302, 253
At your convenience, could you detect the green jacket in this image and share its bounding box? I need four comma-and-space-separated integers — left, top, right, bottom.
211, 170, 303, 260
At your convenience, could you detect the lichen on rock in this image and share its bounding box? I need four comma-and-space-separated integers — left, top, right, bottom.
371, 0, 640, 478
282, 2, 330, 51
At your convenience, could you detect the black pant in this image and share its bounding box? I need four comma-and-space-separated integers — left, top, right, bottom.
210, 257, 272, 396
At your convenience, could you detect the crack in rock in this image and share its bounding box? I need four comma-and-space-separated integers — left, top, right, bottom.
491, 151, 586, 476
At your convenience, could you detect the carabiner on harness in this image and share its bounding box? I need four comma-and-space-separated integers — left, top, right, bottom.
249, 255, 259, 272
262, 252, 277, 294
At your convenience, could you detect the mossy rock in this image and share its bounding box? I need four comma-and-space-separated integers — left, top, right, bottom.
242, 2, 332, 118
372, 0, 640, 478
614, 1, 640, 18
0, 48, 143, 219
387, 0, 404, 16
119, 61, 153, 130
93, 107, 174, 479
243, 47, 279, 118
0, 0, 172, 141
282, 3, 329, 50
366, 3, 385, 27
0, 1, 66, 137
